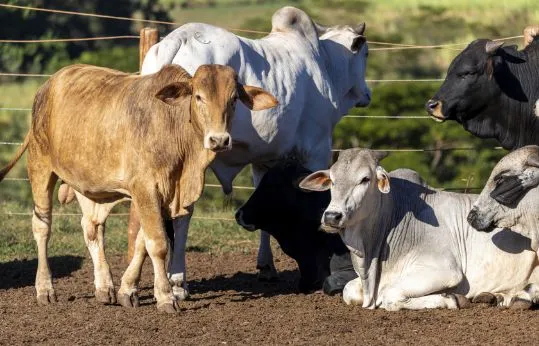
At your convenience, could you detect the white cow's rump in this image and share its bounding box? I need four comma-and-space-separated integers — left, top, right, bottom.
141, 6, 371, 298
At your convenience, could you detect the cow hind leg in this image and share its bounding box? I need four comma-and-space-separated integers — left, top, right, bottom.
75, 192, 116, 304
119, 226, 147, 308
167, 212, 192, 301
252, 165, 278, 281
28, 162, 58, 305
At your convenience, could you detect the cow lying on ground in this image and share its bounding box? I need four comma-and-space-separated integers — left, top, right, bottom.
426, 26, 539, 150
135, 6, 371, 297
0, 63, 277, 313
235, 158, 357, 294
300, 148, 539, 310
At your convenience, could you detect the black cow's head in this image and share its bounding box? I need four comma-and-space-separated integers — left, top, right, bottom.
426, 39, 528, 127
235, 160, 337, 293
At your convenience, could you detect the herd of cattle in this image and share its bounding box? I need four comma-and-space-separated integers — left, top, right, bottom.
1, 6, 539, 313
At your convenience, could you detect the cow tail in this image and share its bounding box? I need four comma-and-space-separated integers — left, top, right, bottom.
0, 133, 29, 182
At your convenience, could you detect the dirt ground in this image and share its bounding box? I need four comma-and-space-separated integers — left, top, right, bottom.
1, 251, 539, 345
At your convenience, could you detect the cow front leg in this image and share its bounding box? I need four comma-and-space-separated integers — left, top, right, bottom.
75, 192, 116, 304
133, 189, 178, 313
167, 209, 193, 300
379, 266, 466, 311
252, 164, 278, 281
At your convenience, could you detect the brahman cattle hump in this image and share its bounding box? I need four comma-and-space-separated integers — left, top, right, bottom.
426, 27, 539, 150
235, 158, 357, 294
0, 63, 277, 313
138, 6, 371, 296
300, 148, 539, 310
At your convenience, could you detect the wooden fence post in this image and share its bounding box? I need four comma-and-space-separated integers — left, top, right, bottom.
127, 27, 159, 263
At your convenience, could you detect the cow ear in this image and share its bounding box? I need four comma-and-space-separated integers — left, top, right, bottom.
351, 35, 367, 53
299, 170, 331, 191
376, 166, 390, 194
526, 151, 539, 168
485, 40, 504, 56
155, 82, 192, 105
373, 150, 389, 163
238, 84, 279, 111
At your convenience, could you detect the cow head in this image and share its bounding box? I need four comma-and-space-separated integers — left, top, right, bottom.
468, 145, 539, 235
426, 39, 527, 124
300, 149, 390, 232
155, 64, 278, 152
235, 159, 338, 292
318, 23, 371, 110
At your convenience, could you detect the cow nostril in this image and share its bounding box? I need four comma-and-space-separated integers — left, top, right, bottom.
209, 136, 218, 148
334, 212, 343, 221
427, 100, 439, 110
223, 135, 231, 147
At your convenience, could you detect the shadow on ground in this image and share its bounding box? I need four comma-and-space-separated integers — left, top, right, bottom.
0, 255, 84, 290
188, 269, 302, 300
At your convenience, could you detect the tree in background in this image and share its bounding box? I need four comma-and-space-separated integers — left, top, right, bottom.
0, 0, 172, 73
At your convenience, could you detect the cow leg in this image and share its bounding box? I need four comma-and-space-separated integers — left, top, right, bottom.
118, 225, 147, 308
252, 164, 278, 281
28, 162, 58, 305
167, 211, 193, 300
132, 188, 178, 313
343, 277, 364, 306
380, 266, 465, 311
75, 192, 116, 304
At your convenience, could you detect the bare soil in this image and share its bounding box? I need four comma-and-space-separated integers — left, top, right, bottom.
1, 251, 539, 345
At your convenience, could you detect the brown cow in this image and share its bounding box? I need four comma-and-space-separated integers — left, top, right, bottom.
0, 63, 277, 313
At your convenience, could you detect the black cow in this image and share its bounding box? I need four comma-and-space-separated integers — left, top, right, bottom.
426, 32, 539, 150
235, 160, 357, 294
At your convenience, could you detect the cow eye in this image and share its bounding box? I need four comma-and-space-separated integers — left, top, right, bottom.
458, 70, 476, 79
360, 177, 370, 184
195, 95, 203, 102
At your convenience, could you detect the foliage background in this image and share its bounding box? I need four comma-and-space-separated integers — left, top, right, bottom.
1, 0, 538, 260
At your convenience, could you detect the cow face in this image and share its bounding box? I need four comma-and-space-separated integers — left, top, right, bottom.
468, 145, 539, 233
156, 64, 278, 152
426, 39, 506, 123
235, 160, 336, 292
300, 149, 390, 232
318, 23, 371, 109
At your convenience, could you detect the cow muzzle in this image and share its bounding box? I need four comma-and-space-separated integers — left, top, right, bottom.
205, 132, 232, 152
235, 209, 257, 232
425, 99, 446, 122
467, 207, 494, 232
321, 210, 344, 233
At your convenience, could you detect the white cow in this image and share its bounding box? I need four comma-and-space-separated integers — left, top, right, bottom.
140, 6, 371, 299
300, 148, 539, 310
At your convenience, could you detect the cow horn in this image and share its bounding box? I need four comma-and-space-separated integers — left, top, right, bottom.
314, 22, 329, 36
485, 40, 504, 55
373, 150, 389, 162
526, 151, 539, 168
524, 25, 539, 47
355, 22, 366, 36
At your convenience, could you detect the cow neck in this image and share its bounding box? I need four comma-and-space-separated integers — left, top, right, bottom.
318, 40, 347, 113
466, 51, 539, 149
342, 191, 394, 309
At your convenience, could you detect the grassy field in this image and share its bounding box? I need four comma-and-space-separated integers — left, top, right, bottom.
1, 0, 538, 263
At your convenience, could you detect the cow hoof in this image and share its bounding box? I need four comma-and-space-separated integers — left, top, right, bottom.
118, 292, 140, 308
257, 265, 279, 282
454, 294, 471, 309
169, 274, 189, 301
323, 275, 349, 296
509, 298, 533, 310
472, 292, 497, 306
95, 288, 117, 305
157, 300, 180, 314
36, 289, 57, 306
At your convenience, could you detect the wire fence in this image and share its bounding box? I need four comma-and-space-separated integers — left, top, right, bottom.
0, 2, 520, 223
